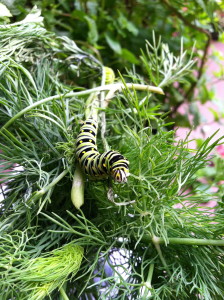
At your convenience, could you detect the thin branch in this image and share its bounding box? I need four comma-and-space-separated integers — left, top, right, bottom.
184, 36, 211, 99
152, 236, 171, 276
100, 67, 109, 152
0, 83, 164, 132
141, 264, 154, 298
151, 236, 224, 247
59, 287, 70, 300
146, 263, 154, 286
31, 169, 69, 206
39, 169, 69, 196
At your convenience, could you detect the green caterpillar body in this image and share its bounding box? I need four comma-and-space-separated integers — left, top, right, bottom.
76, 119, 129, 183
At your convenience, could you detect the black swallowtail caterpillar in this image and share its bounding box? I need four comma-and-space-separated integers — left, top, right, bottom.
76, 119, 129, 183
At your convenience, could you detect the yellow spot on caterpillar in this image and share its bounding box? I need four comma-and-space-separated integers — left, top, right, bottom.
80, 141, 83, 144
82, 151, 86, 154
91, 123, 94, 126
90, 130, 92, 133
81, 130, 84, 132
92, 148, 94, 151
89, 139, 92, 142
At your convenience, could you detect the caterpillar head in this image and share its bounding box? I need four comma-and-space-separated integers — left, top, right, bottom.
106, 151, 130, 183
111, 168, 130, 183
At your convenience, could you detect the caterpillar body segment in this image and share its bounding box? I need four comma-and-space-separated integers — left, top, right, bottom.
76, 119, 129, 183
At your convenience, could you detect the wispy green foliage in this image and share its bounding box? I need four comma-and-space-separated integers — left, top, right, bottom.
141, 36, 195, 87
0, 8, 224, 300
3, 0, 223, 129
0, 235, 83, 300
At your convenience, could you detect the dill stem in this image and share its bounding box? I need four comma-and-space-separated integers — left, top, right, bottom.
151, 236, 224, 246
152, 236, 171, 276
59, 287, 70, 300
38, 169, 69, 196
142, 263, 154, 298
100, 67, 109, 152
32, 169, 69, 212
71, 86, 99, 210
71, 78, 160, 209
146, 263, 154, 285
0, 83, 164, 131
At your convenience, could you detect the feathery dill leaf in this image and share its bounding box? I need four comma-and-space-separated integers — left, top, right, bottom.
0, 8, 224, 300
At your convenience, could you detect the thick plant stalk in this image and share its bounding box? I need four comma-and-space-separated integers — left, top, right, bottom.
0, 83, 164, 132
59, 287, 70, 300
71, 86, 101, 210
100, 67, 115, 151
71, 67, 111, 210
71, 71, 164, 209
151, 236, 224, 246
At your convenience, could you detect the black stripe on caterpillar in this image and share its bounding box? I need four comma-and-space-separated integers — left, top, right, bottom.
76, 119, 129, 183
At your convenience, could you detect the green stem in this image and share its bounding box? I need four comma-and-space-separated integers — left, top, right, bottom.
1, 90, 92, 132
152, 236, 171, 276
71, 87, 99, 210
85, 84, 99, 119
140, 235, 224, 247
0, 83, 164, 131
69, 81, 164, 209
142, 264, 154, 298
146, 263, 154, 285
33, 169, 69, 200
59, 287, 70, 300
117, 235, 224, 247
100, 67, 110, 151
151, 236, 224, 246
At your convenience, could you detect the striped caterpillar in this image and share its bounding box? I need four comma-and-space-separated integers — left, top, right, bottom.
76, 119, 129, 183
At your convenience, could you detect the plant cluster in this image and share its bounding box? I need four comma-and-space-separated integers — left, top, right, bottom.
0, 7, 224, 300
2, 0, 224, 128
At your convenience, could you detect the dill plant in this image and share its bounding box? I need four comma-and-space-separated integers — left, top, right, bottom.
0, 7, 224, 300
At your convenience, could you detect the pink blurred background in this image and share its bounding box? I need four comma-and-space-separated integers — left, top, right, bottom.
176, 41, 224, 151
